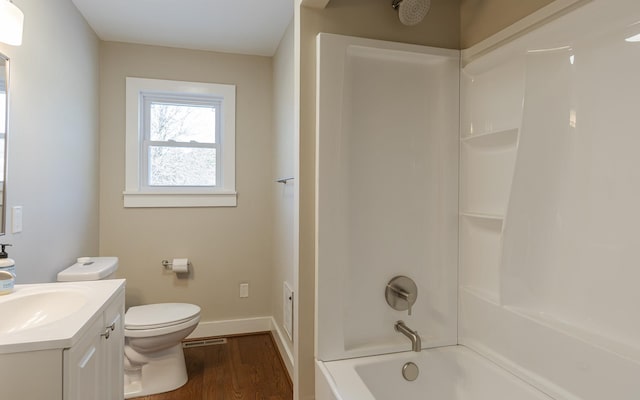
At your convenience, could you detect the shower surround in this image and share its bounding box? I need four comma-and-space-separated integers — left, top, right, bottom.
460, 0, 640, 398
315, 33, 459, 362
315, 1, 640, 398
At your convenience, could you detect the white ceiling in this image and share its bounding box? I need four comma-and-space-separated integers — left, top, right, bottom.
71, 0, 294, 56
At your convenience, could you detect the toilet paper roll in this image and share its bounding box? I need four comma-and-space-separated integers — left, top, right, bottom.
171, 258, 189, 273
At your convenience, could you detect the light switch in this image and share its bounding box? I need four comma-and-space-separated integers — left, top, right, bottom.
11, 206, 22, 233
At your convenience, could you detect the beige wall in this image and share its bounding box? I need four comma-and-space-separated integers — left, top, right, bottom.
99, 42, 274, 322
1, 0, 99, 283
272, 19, 295, 363
306, 0, 460, 49
460, 0, 555, 48
296, 1, 460, 398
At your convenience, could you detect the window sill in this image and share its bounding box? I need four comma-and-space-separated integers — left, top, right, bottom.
123, 191, 237, 208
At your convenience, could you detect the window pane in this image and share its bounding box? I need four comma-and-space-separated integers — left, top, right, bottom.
148, 146, 216, 186
149, 103, 216, 143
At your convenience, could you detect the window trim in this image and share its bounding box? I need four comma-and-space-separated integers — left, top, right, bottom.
124, 77, 236, 207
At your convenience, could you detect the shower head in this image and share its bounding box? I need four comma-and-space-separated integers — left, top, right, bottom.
392, 0, 431, 26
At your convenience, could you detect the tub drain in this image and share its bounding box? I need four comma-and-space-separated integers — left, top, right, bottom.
402, 362, 419, 381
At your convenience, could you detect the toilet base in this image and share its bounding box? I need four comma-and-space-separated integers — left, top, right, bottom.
124, 342, 188, 399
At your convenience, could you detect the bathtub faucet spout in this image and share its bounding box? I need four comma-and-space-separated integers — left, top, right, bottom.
395, 320, 421, 352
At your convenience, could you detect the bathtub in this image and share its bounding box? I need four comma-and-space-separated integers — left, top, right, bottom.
315, 346, 554, 400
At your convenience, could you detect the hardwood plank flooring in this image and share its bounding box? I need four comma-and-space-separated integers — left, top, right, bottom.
134, 333, 292, 400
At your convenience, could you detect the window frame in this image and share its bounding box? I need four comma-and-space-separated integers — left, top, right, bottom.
124, 77, 236, 207
141, 94, 222, 191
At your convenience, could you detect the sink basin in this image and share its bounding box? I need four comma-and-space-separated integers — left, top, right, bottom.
0, 289, 88, 334
0, 280, 125, 355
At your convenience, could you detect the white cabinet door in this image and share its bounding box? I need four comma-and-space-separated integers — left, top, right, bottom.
103, 292, 125, 400
64, 290, 125, 400
63, 316, 103, 400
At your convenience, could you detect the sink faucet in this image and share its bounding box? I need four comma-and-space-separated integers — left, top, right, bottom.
395, 320, 421, 352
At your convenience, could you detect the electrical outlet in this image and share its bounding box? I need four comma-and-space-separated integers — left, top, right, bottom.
240, 283, 249, 298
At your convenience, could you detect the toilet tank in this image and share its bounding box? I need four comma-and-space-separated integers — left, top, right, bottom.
57, 257, 119, 281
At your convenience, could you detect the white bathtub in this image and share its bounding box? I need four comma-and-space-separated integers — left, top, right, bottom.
315, 346, 554, 400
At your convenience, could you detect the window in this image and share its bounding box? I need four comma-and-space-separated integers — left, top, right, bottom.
144, 96, 219, 187
124, 78, 236, 207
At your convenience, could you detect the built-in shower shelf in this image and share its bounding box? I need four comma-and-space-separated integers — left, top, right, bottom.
459, 215, 503, 301
460, 128, 518, 217
461, 128, 519, 148
460, 212, 504, 222
460, 128, 517, 309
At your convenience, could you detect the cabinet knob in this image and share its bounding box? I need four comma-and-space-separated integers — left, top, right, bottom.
100, 328, 111, 339
101, 322, 117, 339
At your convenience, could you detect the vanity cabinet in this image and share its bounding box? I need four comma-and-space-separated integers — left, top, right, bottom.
0, 280, 125, 400
63, 289, 125, 400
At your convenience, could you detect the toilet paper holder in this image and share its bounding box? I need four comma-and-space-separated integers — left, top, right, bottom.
161, 259, 190, 270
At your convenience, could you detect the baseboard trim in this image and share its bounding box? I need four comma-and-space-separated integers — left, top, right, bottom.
186, 315, 294, 380
270, 316, 294, 378
187, 316, 272, 339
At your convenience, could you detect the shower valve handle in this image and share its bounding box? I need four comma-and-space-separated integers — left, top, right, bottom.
387, 284, 413, 315
385, 276, 418, 316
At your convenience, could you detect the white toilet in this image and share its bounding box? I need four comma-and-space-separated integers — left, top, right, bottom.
57, 257, 201, 398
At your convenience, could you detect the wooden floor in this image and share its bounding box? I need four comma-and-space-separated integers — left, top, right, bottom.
134, 333, 293, 400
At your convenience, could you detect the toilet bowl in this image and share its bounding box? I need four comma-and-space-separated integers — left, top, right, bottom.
57, 257, 201, 398
123, 303, 200, 398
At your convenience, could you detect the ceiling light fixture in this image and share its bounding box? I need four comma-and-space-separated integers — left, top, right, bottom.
0, 0, 23, 46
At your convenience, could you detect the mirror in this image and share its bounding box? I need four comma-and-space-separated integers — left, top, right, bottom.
0, 53, 8, 235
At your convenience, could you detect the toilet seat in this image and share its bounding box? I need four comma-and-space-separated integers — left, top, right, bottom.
125, 303, 201, 330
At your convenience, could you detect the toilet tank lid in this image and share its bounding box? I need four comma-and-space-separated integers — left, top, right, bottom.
57, 257, 119, 281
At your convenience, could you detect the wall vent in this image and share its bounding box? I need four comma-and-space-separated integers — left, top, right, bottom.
183, 338, 228, 348
284, 281, 294, 341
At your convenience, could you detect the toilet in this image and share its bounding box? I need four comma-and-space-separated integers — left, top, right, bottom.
57, 257, 201, 398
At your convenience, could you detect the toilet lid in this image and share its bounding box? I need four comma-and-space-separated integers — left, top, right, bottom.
125, 303, 201, 330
